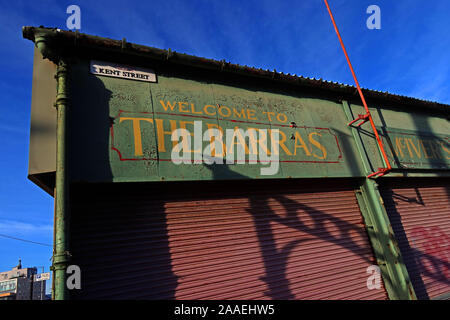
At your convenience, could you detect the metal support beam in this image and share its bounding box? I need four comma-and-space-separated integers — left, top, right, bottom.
51, 59, 71, 300
341, 100, 416, 300
357, 180, 416, 300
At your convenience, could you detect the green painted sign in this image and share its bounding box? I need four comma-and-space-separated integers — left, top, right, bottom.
69, 61, 367, 182
380, 127, 450, 170
67, 60, 449, 183
111, 104, 342, 173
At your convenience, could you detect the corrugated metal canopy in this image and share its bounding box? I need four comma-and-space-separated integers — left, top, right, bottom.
22, 26, 450, 115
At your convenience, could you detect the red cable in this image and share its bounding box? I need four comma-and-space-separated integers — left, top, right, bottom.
323, 0, 392, 175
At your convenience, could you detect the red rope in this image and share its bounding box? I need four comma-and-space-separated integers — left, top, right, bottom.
323, 0, 392, 176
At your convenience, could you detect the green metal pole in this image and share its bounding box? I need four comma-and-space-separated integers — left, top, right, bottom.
359, 179, 416, 299
341, 100, 416, 300
52, 59, 71, 300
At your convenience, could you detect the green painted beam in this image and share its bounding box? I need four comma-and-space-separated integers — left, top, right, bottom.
341, 100, 416, 300
357, 180, 416, 300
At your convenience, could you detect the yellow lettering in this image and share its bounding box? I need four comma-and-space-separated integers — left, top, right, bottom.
119, 117, 154, 156
395, 137, 405, 157
191, 103, 203, 115
404, 138, 414, 158
228, 127, 250, 154
178, 102, 190, 113
206, 123, 223, 131
204, 105, 216, 116
179, 121, 194, 130
179, 121, 201, 153
233, 108, 246, 119
407, 138, 422, 158
420, 140, 433, 159
246, 108, 257, 120
441, 141, 450, 159
294, 131, 311, 156
218, 105, 231, 117
247, 128, 270, 155
276, 113, 287, 123
159, 100, 177, 112
206, 123, 225, 157
309, 132, 327, 159
155, 119, 177, 152
271, 130, 291, 156
263, 111, 275, 122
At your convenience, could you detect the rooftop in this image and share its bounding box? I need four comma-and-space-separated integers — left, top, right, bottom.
22, 26, 450, 115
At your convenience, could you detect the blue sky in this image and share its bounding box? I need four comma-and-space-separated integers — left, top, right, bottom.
0, 0, 449, 293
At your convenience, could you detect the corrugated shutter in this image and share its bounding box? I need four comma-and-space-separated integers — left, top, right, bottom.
380, 178, 450, 300
70, 179, 387, 300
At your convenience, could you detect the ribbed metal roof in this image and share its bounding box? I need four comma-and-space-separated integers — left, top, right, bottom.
22, 26, 450, 114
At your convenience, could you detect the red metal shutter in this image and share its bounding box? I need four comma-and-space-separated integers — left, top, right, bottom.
380, 178, 450, 299
70, 179, 387, 300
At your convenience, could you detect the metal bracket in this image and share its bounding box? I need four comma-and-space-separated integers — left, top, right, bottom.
367, 167, 390, 179
348, 113, 370, 127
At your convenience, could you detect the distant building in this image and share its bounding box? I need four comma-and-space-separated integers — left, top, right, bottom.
0, 260, 48, 300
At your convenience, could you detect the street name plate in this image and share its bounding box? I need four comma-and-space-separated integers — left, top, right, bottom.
90, 60, 156, 82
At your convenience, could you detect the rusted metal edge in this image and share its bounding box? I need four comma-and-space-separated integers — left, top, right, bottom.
22, 26, 450, 114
